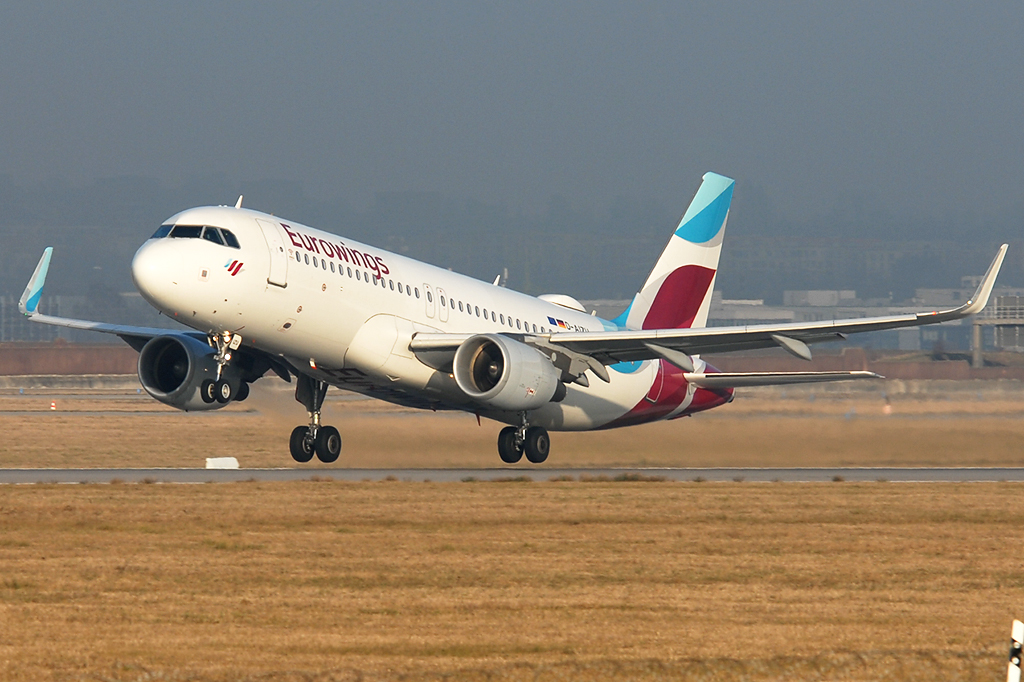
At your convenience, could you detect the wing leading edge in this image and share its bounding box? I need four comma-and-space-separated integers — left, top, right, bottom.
18, 248, 200, 350
18, 248, 293, 383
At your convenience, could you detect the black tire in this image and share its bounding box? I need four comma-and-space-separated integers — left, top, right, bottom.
200, 379, 216, 404
497, 426, 522, 464
315, 425, 342, 463
235, 382, 250, 402
524, 426, 550, 464
289, 426, 315, 463
214, 379, 233, 404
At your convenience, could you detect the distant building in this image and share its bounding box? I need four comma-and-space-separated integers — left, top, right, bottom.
783, 290, 857, 307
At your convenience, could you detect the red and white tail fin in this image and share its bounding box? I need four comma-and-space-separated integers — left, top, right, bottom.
612, 172, 734, 331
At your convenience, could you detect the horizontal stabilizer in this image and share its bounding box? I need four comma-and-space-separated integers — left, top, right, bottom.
684, 370, 883, 388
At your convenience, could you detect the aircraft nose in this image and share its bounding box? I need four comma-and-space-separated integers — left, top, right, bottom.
132, 240, 179, 310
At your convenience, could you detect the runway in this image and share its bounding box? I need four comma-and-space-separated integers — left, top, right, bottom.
2, 467, 1024, 484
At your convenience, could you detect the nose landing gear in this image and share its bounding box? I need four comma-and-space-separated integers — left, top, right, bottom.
290, 374, 342, 464
497, 413, 550, 464
199, 332, 249, 404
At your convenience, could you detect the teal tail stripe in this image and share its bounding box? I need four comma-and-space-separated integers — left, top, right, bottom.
25, 289, 43, 314
673, 172, 734, 244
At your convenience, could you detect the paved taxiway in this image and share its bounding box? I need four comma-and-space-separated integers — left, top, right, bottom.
2, 467, 1024, 484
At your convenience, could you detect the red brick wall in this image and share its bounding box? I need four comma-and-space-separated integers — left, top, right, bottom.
0, 343, 137, 375
2, 342, 1023, 381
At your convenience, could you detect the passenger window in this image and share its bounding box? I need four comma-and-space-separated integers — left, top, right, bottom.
356, 270, 361, 281
458, 301, 464, 312
491, 311, 496, 322
475, 306, 480, 317
347, 267, 352, 277
415, 288, 420, 298
304, 254, 310, 265
500, 314, 505, 324
397, 283, 403, 294
330, 262, 335, 273
170, 225, 203, 239
295, 252, 301, 262
483, 308, 488, 319
151, 224, 173, 239
313, 257, 319, 268
201, 227, 224, 245
389, 280, 394, 290
532, 324, 537, 333
516, 319, 522, 330
440, 295, 446, 307
221, 229, 241, 248
427, 291, 433, 303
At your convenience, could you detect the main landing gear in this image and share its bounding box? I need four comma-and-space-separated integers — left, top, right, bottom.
290, 374, 342, 464
497, 413, 550, 464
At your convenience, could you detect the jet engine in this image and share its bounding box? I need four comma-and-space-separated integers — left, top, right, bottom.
453, 334, 563, 411
137, 334, 242, 411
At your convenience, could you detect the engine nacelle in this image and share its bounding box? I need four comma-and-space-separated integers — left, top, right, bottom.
453, 334, 562, 411
137, 334, 240, 411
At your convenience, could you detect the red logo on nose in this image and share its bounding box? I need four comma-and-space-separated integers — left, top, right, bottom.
226, 260, 243, 276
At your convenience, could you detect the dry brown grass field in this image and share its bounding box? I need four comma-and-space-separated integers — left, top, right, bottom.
1, 481, 1023, 681
1, 380, 1024, 468
2, 382, 1024, 680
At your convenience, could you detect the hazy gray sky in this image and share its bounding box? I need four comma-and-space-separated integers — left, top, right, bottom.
1, 2, 1022, 223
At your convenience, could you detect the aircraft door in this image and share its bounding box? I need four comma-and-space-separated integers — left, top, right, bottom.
255, 219, 289, 288
423, 284, 436, 318
437, 287, 450, 323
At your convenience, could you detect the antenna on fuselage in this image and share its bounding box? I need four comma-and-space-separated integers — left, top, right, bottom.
234, 195, 243, 209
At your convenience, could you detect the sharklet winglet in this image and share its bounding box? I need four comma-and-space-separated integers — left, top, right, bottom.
19, 248, 53, 315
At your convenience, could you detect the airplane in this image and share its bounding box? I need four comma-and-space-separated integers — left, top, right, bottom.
17, 173, 1008, 465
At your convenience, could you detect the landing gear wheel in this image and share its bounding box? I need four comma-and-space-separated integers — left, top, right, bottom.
200, 379, 216, 404
315, 426, 342, 463
235, 382, 250, 402
289, 426, 315, 463
214, 379, 233, 403
523, 426, 550, 464
497, 426, 523, 464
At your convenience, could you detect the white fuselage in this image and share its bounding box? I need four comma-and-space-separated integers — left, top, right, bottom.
131, 206, 729, 430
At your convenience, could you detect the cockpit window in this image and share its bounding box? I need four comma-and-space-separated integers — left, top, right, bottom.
221, 229, 240, 249
201, 226, 224, 245
169, 225, 203, 239
156, 224, 240, 248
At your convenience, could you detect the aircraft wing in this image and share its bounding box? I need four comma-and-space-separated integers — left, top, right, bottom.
410, 244, 1006, 386
17, 248, 201, 351
19, 248, 294, 383
546, 243, 1008, 364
